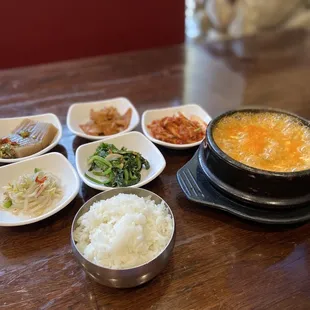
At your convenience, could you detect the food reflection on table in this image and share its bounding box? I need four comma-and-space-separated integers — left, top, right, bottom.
0, 168, 62, 217
80, 106, 132, 136
147, 112, 207, 144
0, 119, 58, 159
213, 111, 310, 172
85, 143, 150, 187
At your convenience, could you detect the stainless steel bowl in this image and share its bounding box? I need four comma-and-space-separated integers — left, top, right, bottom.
71, 187, 176, 288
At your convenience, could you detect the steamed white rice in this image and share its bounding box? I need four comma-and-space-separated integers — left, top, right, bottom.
73, 193, 173, 269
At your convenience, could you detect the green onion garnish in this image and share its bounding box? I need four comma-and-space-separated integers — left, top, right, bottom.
3, 199, 12, 208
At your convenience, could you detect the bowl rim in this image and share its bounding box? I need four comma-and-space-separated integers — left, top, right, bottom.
71, 187, 175, 272
207, 107, 310, 177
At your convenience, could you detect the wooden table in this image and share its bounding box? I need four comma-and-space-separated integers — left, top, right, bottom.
1, 29, 310, 309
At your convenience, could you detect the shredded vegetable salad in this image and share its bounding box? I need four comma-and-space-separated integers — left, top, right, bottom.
0, 168, 62, 217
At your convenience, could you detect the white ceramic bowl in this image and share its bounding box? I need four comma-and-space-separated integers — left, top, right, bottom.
76, 131, 166, 191
142, 104, 212, 149
67, 97, 140, 140
0, 113, 62, 163
0, 153, 80, 226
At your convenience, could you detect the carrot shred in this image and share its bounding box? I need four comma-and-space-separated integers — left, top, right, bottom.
35, 176, 47, 184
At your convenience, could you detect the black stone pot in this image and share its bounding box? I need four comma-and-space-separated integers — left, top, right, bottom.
199, 108, 310, 209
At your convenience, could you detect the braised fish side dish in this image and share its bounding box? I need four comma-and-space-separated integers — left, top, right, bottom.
147, 113, 207, 144
80, 107, 132, 136
213, 112, 310, 172
0, 119, 58, 159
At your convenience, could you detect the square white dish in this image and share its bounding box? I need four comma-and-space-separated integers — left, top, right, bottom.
0, 113, 62, 163
76, 131, 166, 191
67, 97, 140, 140
142, 104, 212, 149
0, 152, 79, 226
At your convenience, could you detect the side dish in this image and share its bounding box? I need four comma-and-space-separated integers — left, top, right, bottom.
213, 112, 310, 172
0, 168, 62, 217
0, 119, 58, 159
73, 193, 173, 269
80, 107, 132, 136
147, 112, 207, 144
85, 143, 150, 187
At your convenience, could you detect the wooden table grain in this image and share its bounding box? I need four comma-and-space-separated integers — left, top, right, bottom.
1, 29, 310, 310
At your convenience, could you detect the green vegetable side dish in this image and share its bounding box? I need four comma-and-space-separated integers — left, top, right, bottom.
85, 143, 150, 187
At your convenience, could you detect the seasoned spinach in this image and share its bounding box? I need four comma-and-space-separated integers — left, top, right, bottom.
85, 143, 150, 187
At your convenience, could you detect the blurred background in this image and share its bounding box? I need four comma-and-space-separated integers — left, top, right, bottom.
186, 0, 310, 41
1, 0, 310, 69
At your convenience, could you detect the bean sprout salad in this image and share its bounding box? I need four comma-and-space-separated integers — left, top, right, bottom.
0, 168, 62, 217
